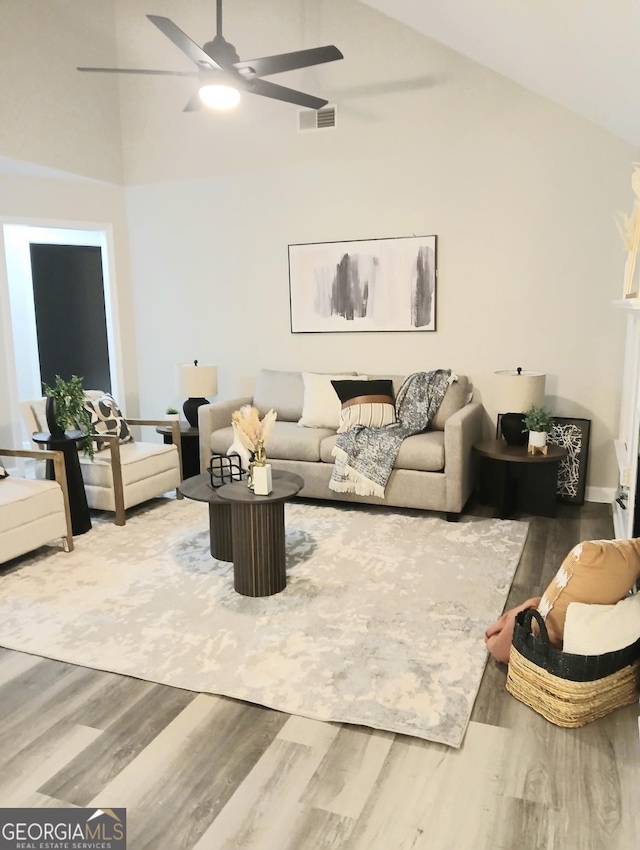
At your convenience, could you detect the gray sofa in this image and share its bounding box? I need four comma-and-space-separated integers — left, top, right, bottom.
198, 369, 484, 518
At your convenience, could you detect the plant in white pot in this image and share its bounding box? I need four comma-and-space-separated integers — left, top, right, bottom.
522, 405, 554, 455
165, 407, 181, 422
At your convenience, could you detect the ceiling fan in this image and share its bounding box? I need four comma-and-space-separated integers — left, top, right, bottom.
77, 0, 343, 112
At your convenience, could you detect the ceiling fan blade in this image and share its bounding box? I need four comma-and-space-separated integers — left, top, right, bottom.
147, 15, 224, 72
183, 92, 203, 112
248, 79, 328, 109
235, 45, 343, 78
77, 67, 198, 77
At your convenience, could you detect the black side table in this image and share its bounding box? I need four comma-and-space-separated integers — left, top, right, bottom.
33, 431, 92, 535
156, 424, 200, 479
474, 439, 568, 519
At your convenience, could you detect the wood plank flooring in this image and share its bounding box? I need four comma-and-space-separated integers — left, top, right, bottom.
0, 498, 638, 850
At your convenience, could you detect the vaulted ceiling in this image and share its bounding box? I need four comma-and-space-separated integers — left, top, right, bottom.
360, 0, 640, 149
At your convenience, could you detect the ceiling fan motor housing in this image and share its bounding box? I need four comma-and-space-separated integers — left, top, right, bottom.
203, 35, 240, 66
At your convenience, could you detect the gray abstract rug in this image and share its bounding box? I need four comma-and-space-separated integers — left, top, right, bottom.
0, 498, 528, 747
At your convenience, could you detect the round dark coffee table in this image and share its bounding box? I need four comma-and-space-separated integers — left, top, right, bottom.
179, 473, 234, 561
218, 472, 304, 597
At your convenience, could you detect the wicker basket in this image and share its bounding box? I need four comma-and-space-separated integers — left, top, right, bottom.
506, 608, 640, 728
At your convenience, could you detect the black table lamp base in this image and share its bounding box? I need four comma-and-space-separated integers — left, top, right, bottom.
183, 397, 209, 427
500, 412, 528, 446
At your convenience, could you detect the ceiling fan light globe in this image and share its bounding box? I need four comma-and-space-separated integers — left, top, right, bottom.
198, 84, 240, 109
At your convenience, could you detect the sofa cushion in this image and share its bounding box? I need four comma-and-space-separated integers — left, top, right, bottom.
299, 373, 363, 429
432, 375, 470, 430
332, 379, 397, 433
253, 370, 305, 422
212, 422, 335, 463
563, 594, 640, 655
80, 441, 178, 488
363, 373, 470, 431
0, 477, 64, 534
320, 430, 445, 471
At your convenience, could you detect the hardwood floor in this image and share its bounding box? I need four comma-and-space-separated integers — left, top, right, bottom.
0, 498, 638, 850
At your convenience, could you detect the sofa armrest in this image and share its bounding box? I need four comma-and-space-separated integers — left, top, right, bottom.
443, 402, 484, 513
198, 397, 253, 474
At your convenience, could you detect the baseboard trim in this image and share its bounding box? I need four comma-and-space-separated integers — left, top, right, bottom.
585, 486, 615, 504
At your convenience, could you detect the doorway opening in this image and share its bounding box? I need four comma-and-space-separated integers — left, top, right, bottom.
1, 223, 122, 447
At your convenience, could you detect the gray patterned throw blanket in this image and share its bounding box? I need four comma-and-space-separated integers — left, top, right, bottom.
329, 369, 454, 498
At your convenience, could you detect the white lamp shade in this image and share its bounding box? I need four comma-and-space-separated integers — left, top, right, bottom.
494, 369, 545, 413
178, 364, 218, 398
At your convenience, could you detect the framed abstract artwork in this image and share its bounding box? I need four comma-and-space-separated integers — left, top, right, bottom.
547, 417, 591, 504
288, 234, 437, 333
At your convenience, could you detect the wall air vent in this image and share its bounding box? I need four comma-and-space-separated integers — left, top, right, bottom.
298, 104, 337, 132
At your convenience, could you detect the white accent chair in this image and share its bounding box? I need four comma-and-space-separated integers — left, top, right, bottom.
20, 392, 183, 526
0, 448, 73, 565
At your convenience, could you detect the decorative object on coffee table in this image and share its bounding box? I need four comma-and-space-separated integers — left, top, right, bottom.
165, 407, 180, 422
230, 404, 277, 494
494, 367, 546, 446
178, 360, 218, 427
547, 417, 591, 504
208, 453, 245, 488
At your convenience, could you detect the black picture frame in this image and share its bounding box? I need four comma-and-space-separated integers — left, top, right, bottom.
547, 417, 591, 504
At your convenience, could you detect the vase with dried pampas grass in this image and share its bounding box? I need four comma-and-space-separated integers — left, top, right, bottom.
230, 406, 277, 490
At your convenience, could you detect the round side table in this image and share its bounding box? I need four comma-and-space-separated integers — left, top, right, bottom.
33, 431, 92, 535
473, 439, 567, 518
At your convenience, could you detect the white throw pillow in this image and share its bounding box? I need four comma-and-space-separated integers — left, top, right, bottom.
563, 592, 640, 654
298, 373, 366, 429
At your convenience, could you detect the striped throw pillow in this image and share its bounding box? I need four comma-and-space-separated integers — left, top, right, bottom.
331, 379, 396, 433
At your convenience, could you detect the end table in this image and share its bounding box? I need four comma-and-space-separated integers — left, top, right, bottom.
474, 439, 568, 519
156, 423, 200, 479
33, 431, 92, 535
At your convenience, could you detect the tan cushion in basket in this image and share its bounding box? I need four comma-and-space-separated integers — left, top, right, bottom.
538, 538, 640, 647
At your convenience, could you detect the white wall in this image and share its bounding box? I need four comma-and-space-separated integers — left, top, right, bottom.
121, 0, 637, 496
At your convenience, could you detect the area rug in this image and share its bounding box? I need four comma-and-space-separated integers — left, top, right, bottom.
0, 499, 528, 747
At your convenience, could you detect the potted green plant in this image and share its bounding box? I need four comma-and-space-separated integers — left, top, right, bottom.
522, 405, 554, 453
165, 406, 181, 422
42, 375, 95, 459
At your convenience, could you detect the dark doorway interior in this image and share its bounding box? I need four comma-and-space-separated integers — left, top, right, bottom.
30, 243, 111, 392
